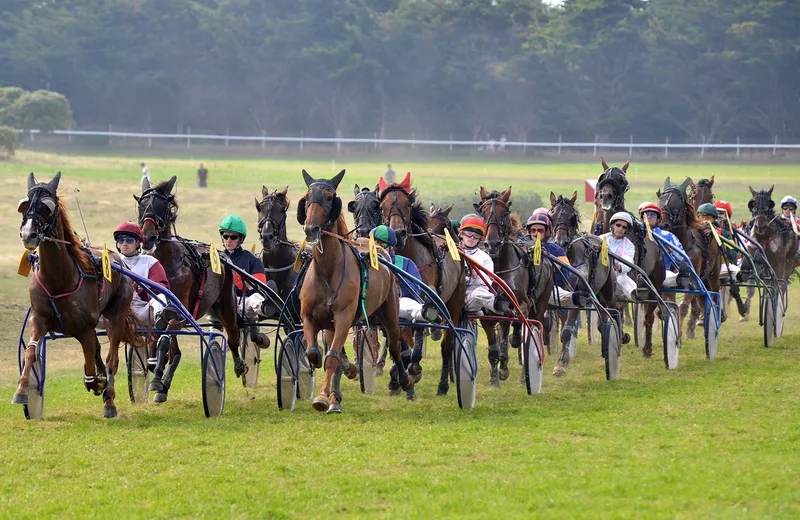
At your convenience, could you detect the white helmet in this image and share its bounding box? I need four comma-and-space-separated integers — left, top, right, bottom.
609, 211, 633, 226
780, 196, 798, 209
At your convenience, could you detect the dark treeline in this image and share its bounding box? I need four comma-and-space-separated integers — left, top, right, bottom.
1, 0, 798, 143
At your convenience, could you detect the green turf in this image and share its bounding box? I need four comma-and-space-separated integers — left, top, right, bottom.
1, 152, 799, 518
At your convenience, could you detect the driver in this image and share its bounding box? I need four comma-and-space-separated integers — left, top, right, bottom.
601, 212, 636, 300
459, 214, 510, 315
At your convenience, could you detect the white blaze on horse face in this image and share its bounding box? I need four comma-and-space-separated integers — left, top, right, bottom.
20, 218, 38, 250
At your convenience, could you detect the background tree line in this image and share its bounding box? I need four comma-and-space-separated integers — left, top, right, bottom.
1, 0, 797, 144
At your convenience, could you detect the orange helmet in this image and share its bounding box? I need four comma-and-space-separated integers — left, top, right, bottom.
459, 215, 487, 236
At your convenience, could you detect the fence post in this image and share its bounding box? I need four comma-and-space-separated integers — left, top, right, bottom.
261, 130, 265, 150
665, 136, 668, 158
701, 136, 705, 158
523, 132, 527, 156
449, 134, 453, 152
336, 130, 341, 153
558, 134, 562, 156
773, 135, 778, 156
148, 127, 152, 148
225, 129, 229, 148
374, 131, 378, 150
108, 124, 113, 145
411, 132, 415, 149
629, 135, 633, 157
593, 134, 598, 156
187, 126, 191, 149
300, 130, 304, 152
736, 136, 740, 158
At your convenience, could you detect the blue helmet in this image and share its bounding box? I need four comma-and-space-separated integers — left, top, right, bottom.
372, 225, 397, 247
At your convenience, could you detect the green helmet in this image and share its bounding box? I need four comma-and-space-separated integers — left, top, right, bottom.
697, 203, 717, 217
219, 215, 247, 237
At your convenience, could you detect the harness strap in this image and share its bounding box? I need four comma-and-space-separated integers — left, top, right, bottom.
191, 268, 207, 319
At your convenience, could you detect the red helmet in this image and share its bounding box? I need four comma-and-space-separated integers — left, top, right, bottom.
113, 221, 144, 242
714, 200, 732, 217
637, 202, 662, 217
459, 216, 487, 236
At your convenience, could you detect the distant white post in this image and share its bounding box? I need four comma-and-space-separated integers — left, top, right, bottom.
558, 134, 562, 156
736, 136, 740, 157
774, 136, 778, 156
665, 136, 668, 158
629, 135, 633, 157
593, 134, 598, 156
261, 130, 265, 150
300, 130, 304, 152
108, 124, 113, 145
187, 126, 191, 149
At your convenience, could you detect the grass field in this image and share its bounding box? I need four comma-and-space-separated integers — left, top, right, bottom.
1, 152, 799, 518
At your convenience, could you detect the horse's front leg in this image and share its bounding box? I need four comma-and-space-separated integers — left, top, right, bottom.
312, 313, 351, 414
483, 321, 500, 389
12, 319, 46, 405
642, 303, 656, 358
553, 309, 579, 377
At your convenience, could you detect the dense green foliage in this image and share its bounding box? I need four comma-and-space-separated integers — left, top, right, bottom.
0, 126, 18, 155
0, 86, 75, 133
1, 0, 797, 143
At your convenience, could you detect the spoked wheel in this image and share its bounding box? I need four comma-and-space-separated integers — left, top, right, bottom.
297, 337, 316, 401
20, 340, 45, 420
126, 344, 149, 403
704, 301, 720, 360
276, 338, 297, 411
587, 310, 600, 345
602, 318, 621, 381
201, 340, 226, 417
774, 291, 785, 339
523, 324, 543, 395
454, 320, 478, 410
763, 292, 774, 348
356, 328, 379, 395
662, 305, 681, 370
241, 335, 260, 388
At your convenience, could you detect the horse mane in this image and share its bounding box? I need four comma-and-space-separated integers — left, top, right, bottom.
686, 200, 704, 231
510, 212, 521, 233
153, 179, 180, 223
58, 198, 95, 273
697, 178, 714, 188
410, 195, 434, 249
335, 213, 349, 236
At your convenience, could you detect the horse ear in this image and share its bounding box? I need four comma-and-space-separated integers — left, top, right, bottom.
442, 205, 452, 216
768, 184, 774, 196
331, 169, 345, 190
347, 200, 356, 214
254, 197, 261, 211
353, 184, 361, 196
399, 172, 411, 191
48, 171, 61, 193
570, 191, 578, 204
479, 186, 489, 200
550, 192, 557, 206
296, 197, 307, 225
373, 184, 380, 195
709, 175, 715, 187
302, 169, 314, 188
664, 177, 671, 189
27, 172, 36, 191
378, 177, 388, 193
165, 175, 177, 194
678, 177, 691, 192
133, 194, 140, 203
279, 185, 288, 197
142, 176, 150, 192
262, 185, 270, 198
621, 159, 630, 173
601, 157, 609, 171
749, 186, 757, 197
429, 203, 436, 215
501, 186, 512, 203
656, 189, 662, 198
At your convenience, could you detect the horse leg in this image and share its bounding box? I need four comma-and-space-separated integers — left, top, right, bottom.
642, 303, 656, 358
303, 316, 323, 370
150, 323, 178, 403
313, 314, 351, 413
740, 286, 755, 322
161, 337, 182, 394
213, 289, 244, 378
327, 329, 357, 380
408, 328, 424, 382
553, 309, 578, 376
12, 318, 46, 404
687, 296, 701, 339
102, 316, 129, 418
499, 322, 511, 381
484, 321, 500, 389
623, 303, 633, 327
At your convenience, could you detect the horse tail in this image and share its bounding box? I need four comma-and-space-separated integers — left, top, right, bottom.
120, 307, 146, 349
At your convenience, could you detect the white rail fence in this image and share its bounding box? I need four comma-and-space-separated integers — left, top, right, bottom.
21, 129, 800, 157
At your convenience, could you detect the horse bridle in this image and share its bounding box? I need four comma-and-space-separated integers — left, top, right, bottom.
692, 181, 714, 205
305, 181, 340, 231
352, 190, 381, 237
660, 188, 687, 230
749, 192, 778, 231
479, 197, 512, 245
21, 186, 59, 239
137, 188, 173, 238
258, 195, 290, 242
551, 198, 578, 240
380, 187, 412, 232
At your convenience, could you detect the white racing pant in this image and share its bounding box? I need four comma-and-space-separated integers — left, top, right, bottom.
616, 273, 637, 301
720, 262, 740, 279
131, 295, 167, 327
663, 271, 678, 289
549, 287, 574, 306
243, 292, 266, 319
466, 285, 495, 313
399, 297, 424, 321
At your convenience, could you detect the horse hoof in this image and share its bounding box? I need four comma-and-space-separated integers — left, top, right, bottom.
103, 406, 118, 419
401, 375, 414, 392
375, 364, 384, 377
436, 382, 449, 396
430, 328, 443, 342
11, 393, 28, 405
153, 392, 168, 404
739, 316, 749, 323
553, 365, 567, 377
343, 363, 358, 381
312, 395, 329, 412
621, 333, 631, 345
409, 363, 423, 383
406, 389, 417, 401
306, 346, 323, 369
499, 363, 510, 381
233, 359, 248, 378
388, 384, 402, 396
642, 346, 653, 358
148, 380, 165, 393
326, 402, 342, 414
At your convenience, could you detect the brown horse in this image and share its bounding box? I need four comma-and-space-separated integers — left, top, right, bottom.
689, 176, 715, 209
297, 169, 409, 413
657, 177, 721, 338
136, 176, 241, 402
379, 173, 467, 396
15, 172, 142, 418
477, 186, 554, 387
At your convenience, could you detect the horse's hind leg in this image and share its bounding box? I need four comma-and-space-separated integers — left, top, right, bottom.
499, 322, 511, 381
642, 303, 656, 358
75, 329, 110, 415
161, 336, 182, 393
149, 326, 178, 403
553, 309, 578, 376
213, 288, 243, 378
484, 321, 500, 389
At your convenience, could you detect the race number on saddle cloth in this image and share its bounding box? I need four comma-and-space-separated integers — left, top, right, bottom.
638, 202, 687, 288
600, 212, 636, 300
524, 208, 572, 304
459, 215, 509, 314
114, 221, 170, 323
219, 215, 267, 319
371, 225, 425, 321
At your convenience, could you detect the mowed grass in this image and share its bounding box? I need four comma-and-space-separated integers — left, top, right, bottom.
0, 152, 799, 518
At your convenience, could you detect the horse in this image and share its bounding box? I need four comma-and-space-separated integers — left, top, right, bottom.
427, 204, 457, 238
549, 191, 617, 375
297, 168, 410, 413
689, 176, 715, 209
255, 185, 300, 304
742, 186, 798, 314
15, 172, 143, 418
379, 172, 467, 396
592, 158, 630, 235
657, 177, 722, 338
347, 184, 382, 238
476, 186, 554, 387
136, 176, 241, 402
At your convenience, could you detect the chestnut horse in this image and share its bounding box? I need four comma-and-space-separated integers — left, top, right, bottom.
379, 173, 467, 396
689, 176, 715, 209
136, 176, 241, 402
297, 169, 409, 413
15, 172, 142, 418
477, 186, 554, 388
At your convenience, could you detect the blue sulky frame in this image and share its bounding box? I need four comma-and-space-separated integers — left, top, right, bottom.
651, 234, 722, 360
17, 258, 228, 420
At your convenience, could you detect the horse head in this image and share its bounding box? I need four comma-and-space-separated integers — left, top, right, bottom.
475, 186, 512, 256
297, 169, 345, 245
427, 204, 454, 235
379, 176, 418, 250
748, 185, 775, 235
550, 190, 579, 250
135, 175, 177, 252
256, 185, 290, 252
657, 177, 692, 232
19, 171, 61, 250
347, 184, 381, 238
691, 176, 715, 207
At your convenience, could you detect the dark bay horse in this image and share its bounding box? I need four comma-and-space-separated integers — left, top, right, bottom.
379, 173, 466, 396
592, 158, 630, 235
136, 176, 241, 402
255, 186, 299, 303
657, 177, 721, 338
15, 172, 142, 417
742, 186, 798, 313
477, 186, 554, 388
298, 169, 409, 413
549, 192, 617, 375
348, 184, 382, 238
